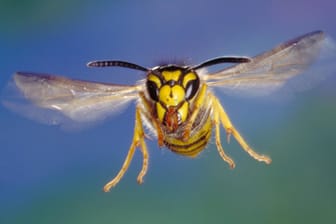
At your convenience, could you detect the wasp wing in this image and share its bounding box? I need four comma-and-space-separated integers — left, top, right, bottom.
2, 72, 142, 128
203, 31, 334, 97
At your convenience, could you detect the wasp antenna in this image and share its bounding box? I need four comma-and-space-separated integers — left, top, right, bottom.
192, 56, 251, 70
87, 60, 149, 72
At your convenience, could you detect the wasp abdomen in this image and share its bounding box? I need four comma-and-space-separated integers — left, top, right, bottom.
163, 114, 212, 157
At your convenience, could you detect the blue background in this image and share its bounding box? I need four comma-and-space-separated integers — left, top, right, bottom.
1, 0, 336, 223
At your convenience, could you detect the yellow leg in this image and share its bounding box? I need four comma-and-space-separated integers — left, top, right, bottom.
211, 94, 272, 165
183, 83, 207, 140
103, 106, 149, 192
139, 92, 164, 146
137, 138, 149, 184
213, 106, 236, 168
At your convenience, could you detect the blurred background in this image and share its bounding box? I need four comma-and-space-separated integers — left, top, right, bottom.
0, 0, 335, 223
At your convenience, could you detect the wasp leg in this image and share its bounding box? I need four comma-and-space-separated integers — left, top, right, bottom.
139, 92, 165, 146
183, 83, 207, 140
213, 106, 235, 168
137, 137, 149, 184
211, 94, 272, 165
103, 106, 148, 192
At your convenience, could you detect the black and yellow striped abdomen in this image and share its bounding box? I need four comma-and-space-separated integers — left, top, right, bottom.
163, 107, 212, 157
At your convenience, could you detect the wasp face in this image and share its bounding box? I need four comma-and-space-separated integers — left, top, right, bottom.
145, 65, 200, 131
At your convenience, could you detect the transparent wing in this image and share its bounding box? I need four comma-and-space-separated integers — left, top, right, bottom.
2, 72, 143, 128
203, 31, 335, 97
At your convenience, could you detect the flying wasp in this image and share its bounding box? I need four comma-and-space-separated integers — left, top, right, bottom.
5, 31, 327, 191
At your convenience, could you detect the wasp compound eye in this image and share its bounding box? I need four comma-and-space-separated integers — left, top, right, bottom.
146, 80, 159, 101
185, 77, 200, 100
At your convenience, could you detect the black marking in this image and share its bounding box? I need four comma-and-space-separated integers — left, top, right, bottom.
192, 56, 251, 70
87, 60, 149, 72
146, 80, 160, 101
164, 130, 210, 154
184, 77, 200, 100
167, 80, 176, 86
149, 66, 200, 87
167, 140, 208, 156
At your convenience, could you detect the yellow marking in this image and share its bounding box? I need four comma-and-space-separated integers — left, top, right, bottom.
182, 72, 197, 88
139, 92, 164, 146
164, 115, 212, 157
182, 83, 207, 140
103, 106, 149, 192
161, 70, 181, 82
177, 101, 189, 123
159, 85, 185, 107
148, 73, 162, 88
156, 102, 166, 122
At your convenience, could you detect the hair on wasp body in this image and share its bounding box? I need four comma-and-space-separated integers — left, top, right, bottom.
3, 30, 330, 191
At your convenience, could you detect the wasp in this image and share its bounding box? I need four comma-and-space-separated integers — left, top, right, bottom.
6, 31, 326, 191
